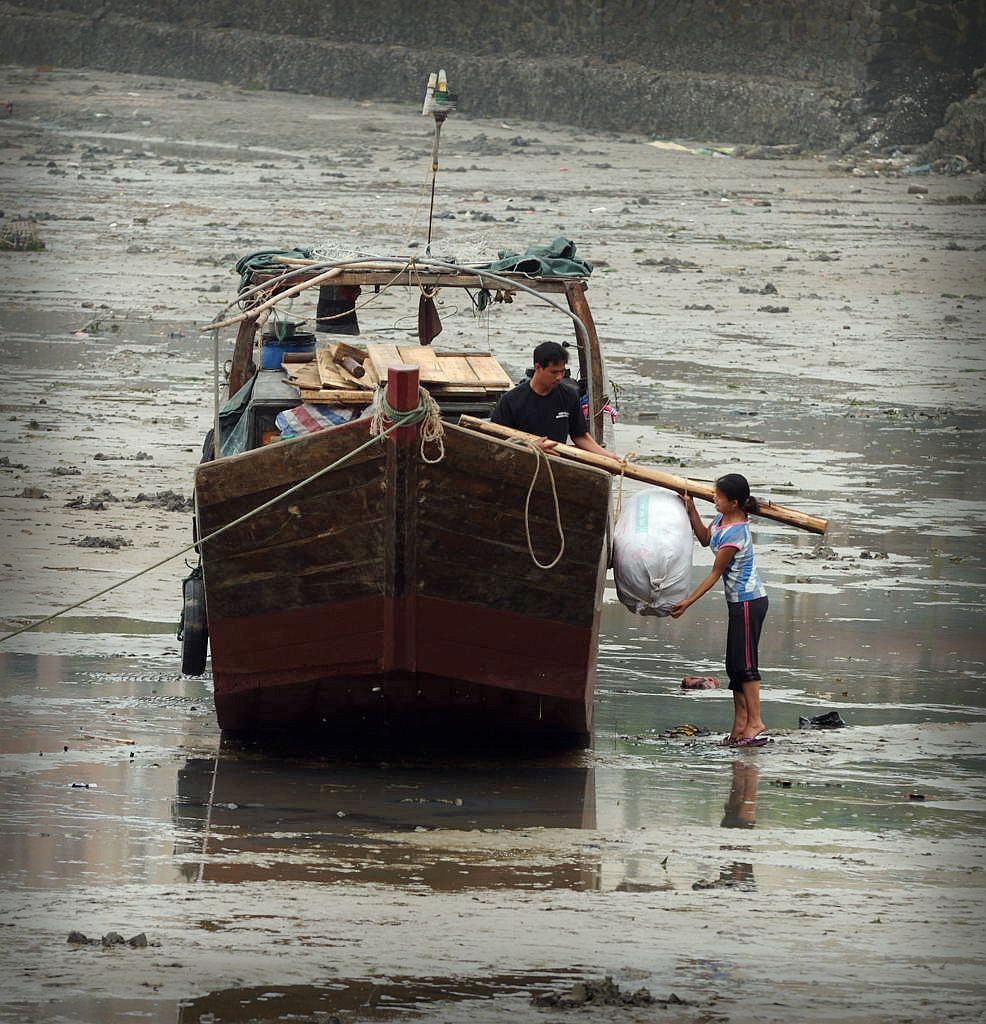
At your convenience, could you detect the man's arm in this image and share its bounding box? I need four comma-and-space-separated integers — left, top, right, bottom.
567, 391, 620, 461
572, 432, 621, 461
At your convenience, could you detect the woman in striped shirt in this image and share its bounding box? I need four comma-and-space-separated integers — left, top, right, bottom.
670, 473, 769, 747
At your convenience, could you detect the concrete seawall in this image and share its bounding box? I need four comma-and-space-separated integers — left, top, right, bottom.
1, 0, 984, 152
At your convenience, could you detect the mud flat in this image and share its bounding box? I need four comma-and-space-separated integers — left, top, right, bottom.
0, 66, 985, 1023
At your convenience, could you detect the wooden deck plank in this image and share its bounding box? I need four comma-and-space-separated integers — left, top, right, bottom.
438, 355, 480, 385
282, 359, 323, 390
396, 345, 448, 383
466, 354, 514, 388
366, 343, 402, 382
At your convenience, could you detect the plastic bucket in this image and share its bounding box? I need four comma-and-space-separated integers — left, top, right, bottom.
260, 334, 316, 370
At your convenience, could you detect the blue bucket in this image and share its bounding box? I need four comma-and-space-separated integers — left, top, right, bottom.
260, 333, 316, 370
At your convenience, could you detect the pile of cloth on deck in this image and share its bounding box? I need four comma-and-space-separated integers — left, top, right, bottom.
275, 404, 357, 440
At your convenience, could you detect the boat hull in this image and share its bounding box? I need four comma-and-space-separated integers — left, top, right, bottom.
194, 417, 611, 744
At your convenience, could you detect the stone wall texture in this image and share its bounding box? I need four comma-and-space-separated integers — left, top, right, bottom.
2, 0, 984, 152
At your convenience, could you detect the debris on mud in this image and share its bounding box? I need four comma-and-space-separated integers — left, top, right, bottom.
67, 930, 152, 948
658, 723, 711, 739
693, 869, 756, 891
17, 487, 50, 499
639, 255, 702, 271
681, 675, 721, 689
66, 490, 120, 510
0, 218, 44, 251
0, 457, 28, 470
531, 976, 664, 1009
131, 490, 194, 512
93, 451, 153, 462
804, 543, 840, 560
74, 535, 132, 549
799, 711, 847, 730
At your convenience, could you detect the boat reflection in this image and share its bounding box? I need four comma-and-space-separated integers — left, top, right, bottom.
173, 743, 597, 891
176, 970, 582, 1024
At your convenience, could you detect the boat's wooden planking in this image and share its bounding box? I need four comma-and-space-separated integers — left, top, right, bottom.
415, 427, 610, 627
195, 420, 387, 620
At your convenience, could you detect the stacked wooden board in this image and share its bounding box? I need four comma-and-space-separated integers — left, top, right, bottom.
279, 342, 514, 404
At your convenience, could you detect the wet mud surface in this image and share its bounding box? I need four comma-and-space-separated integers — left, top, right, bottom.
1, 67, 985, 1023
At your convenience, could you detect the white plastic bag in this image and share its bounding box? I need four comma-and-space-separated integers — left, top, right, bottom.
613, 488, 692, 616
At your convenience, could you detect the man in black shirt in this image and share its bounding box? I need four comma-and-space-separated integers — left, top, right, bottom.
490, 341, 619, 459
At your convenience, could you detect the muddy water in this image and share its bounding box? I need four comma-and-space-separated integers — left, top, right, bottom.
1, 67, 985, 1023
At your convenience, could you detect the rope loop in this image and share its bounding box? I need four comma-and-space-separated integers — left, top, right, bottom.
507, 438, 565, 570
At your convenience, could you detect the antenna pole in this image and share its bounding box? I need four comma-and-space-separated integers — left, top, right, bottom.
421, 70, 456, 256
426, 119, 442, 252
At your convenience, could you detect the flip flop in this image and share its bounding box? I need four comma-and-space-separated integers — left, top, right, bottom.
719, 735, 737, 746
734, 734, 771, 748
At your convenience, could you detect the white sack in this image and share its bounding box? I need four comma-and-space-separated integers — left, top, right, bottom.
613, 488, 693, 616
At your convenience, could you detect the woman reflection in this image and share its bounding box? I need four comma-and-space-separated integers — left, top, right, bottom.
718, 761, 759, 888
721, 760, 759, 828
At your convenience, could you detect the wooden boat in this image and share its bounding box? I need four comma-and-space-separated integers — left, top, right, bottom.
185, 260, 615, 745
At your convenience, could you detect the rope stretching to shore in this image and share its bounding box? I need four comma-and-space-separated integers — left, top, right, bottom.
0, 395, 442, 644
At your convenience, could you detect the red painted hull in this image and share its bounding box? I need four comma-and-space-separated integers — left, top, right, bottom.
195, 419, 611, 743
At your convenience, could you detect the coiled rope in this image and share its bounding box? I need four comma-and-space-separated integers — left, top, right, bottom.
0, 394, 440, 644
369, 385, 446, 464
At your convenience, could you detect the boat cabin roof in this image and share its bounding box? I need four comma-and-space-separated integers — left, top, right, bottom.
246, 266, 582, 295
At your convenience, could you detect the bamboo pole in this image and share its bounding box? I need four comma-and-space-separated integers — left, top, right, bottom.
458, 416, 828, 535
204, 267, 345, 332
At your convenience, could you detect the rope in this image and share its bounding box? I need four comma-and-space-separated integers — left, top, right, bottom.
369, 385, 446, 464
197, 752, 220, 884
403, 163, 436, 248
613, 450, 638, 525
0, 401, 434, 644
507, 438, 565, 570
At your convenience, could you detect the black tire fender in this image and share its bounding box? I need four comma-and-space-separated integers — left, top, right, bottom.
180, 574, 209, 676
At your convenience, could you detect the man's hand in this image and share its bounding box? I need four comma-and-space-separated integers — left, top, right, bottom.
537, 438, 558, 453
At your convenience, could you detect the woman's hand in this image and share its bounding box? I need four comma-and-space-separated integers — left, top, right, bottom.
679, 491, 695, 512
669, 600, 689, 618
